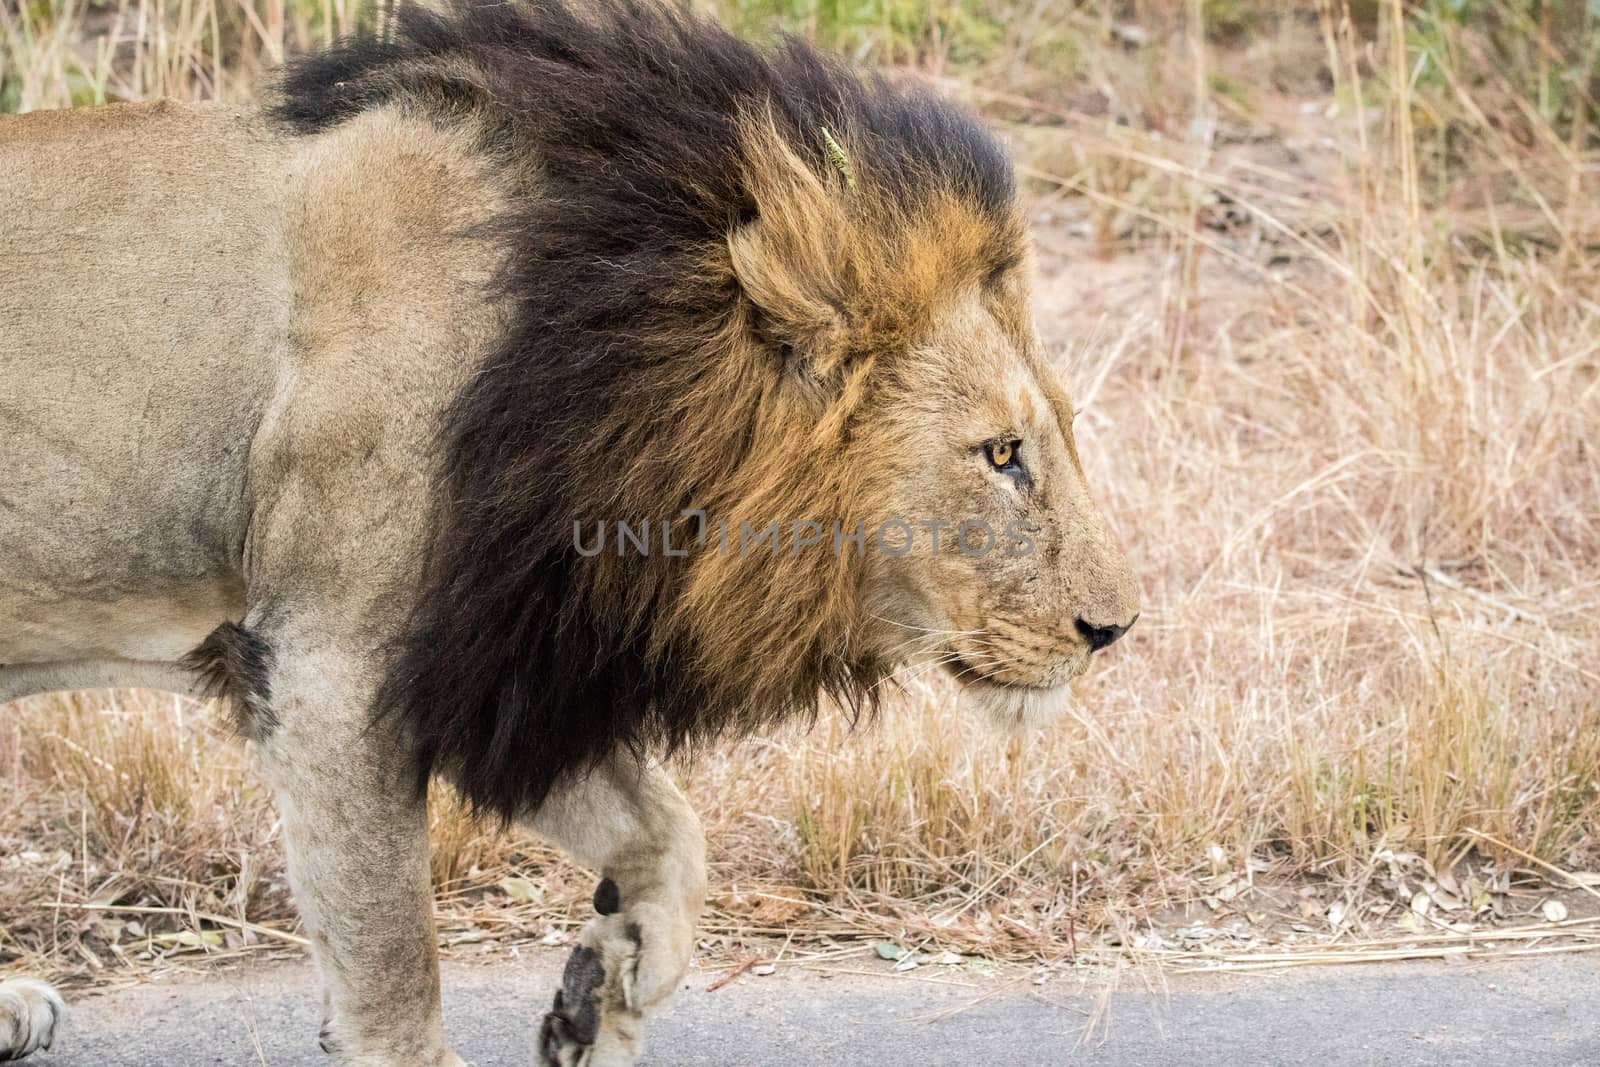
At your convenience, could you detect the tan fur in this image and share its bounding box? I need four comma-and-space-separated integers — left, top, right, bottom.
0, 83, 1134, 1067
636, 114, 1140, 729
1, 99, 511, 1064
0, 980, 63, 1059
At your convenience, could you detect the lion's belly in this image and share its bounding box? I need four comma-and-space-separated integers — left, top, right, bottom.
0, 585, 242, 665
0, 101, 288, 667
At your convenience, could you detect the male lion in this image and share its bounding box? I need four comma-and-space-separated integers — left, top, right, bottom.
0, 0, 1139, 1062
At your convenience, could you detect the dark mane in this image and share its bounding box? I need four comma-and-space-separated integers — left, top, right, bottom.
273, 0, 1017, 819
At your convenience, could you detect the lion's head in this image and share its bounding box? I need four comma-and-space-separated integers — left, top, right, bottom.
284, 0, 1138, 816
676, 115, 1140, 732
857, 279, 1140, 729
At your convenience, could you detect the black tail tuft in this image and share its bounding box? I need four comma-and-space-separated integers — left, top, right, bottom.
183, 622, 276, 740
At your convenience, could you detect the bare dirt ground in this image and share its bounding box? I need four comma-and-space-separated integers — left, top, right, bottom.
32, 949, 1600, 1066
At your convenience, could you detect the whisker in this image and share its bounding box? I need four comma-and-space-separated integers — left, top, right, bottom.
882, 649, 1008, 695
864, 612, 988, 639
866, 649, 995, 695
877, 630, 956, 660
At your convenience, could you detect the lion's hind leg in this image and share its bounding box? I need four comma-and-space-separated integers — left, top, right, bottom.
0, 978, 64, 1060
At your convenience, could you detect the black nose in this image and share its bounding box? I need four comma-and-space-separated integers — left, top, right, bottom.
1076, 617, 1132, 653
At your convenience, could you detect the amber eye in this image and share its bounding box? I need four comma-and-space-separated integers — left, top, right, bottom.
985, 439, 1020, 471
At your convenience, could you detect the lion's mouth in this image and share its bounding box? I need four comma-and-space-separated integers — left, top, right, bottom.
941, 650, 1090, 691
942, 653, 996, 687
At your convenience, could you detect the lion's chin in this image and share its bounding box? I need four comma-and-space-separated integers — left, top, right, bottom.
960, 678, 1075, 730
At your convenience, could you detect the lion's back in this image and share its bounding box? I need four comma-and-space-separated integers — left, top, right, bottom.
0, 97, 510, 662
0, 102, 288, 655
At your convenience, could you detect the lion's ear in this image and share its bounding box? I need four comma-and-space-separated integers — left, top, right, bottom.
727, 113, 856, 381
727, 217, 851, 381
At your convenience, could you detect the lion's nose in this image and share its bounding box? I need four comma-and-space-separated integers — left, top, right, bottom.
1076, 615, 1135, 653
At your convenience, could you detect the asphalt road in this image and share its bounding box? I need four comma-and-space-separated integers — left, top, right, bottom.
30, 951, 1600, 1065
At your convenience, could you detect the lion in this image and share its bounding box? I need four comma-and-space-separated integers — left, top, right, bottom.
0, 1, 1139, 1063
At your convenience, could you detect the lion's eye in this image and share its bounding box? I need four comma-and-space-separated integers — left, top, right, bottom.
984, 439, 1021, 472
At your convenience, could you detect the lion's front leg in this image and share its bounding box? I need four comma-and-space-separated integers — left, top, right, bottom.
255, 635, 463, 1067
0, 978, 64, 1060
524, 756, 706, 1067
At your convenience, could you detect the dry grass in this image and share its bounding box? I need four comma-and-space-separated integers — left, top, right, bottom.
3, 1, 1599, 982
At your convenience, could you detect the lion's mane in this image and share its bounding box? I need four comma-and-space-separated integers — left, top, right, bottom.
274, 0, 1020, 817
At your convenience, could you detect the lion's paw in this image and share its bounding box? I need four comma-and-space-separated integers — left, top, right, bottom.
0, 978, 64, 1061
537, 938, 643, 1067
538, 877, 693, 1067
